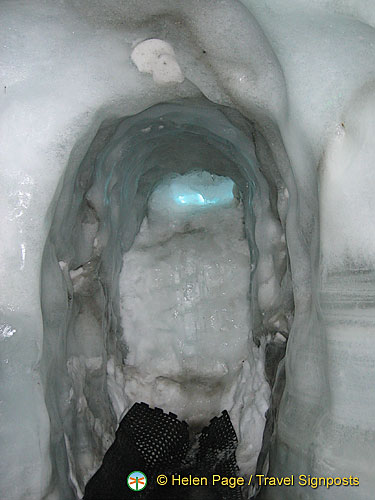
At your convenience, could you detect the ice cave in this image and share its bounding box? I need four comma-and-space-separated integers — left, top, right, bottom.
1, 1, 375, 499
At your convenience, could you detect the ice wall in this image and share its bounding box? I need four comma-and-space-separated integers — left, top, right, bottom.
118, 172, 270, 480
1, 0, 375, 499
37, 101, 289, 498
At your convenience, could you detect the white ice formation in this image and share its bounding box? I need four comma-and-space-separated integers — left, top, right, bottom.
1, 1, 375, 499
131, 39, 184, 85
118, 172, 269, 479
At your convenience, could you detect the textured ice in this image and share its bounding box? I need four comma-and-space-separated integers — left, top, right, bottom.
2, 1, 375, 499
34, 100, 287, 499
117, 172, 269, 480
131, 39, 184, 85
149, 171, 236, 215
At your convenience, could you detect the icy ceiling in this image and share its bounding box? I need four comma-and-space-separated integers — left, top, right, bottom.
1, 0, 375, 499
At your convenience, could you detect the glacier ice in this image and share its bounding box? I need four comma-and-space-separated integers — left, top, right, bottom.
1, 0, 375, 499
131, 39, 185, 85
38, 100, 288, 498
119, 171, 270, 483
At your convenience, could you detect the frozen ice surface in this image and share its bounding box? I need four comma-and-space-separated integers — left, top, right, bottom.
35, 100, 285, 499
1, 0, 375, 499
117, 173, 269, 478
131, 39, 184, 85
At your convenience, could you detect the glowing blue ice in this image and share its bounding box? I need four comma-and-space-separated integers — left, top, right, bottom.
166, 172, 235, 209
177, 193, 206, 205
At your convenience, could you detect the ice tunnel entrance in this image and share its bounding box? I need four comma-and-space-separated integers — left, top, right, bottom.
119, 171, 269, 436
40, 99, 292, 499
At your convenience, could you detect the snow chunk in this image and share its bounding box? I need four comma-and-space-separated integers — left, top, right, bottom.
131, 39, 184, 85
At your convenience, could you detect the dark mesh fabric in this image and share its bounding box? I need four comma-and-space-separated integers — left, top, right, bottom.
196, 411, 243, 500
83, 403, 243, 500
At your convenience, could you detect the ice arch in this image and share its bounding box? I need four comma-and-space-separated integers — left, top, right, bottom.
40, 100, 291, 498
1, 1, 375, 499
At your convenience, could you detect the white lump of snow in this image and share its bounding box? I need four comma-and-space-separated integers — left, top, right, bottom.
131, 39, 184, 85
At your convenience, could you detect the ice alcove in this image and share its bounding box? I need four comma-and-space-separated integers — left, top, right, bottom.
119, 171, 268, 428
4, 1, 375, 499
40, 99, 291, 499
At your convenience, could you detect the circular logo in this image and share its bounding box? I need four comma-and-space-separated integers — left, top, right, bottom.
127, 471, 147, 491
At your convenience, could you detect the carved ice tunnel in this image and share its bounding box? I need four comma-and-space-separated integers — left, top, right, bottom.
40, 99, 293, 498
